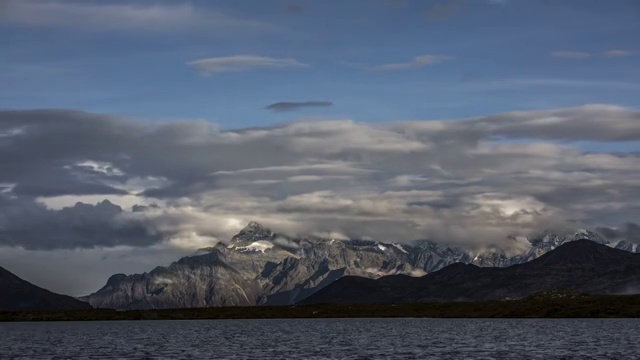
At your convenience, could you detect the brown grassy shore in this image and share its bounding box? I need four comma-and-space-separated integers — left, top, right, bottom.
2, 294, 640, 321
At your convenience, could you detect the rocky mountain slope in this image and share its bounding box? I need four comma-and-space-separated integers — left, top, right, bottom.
0, 266, 92, 311
82, 222, 639, 309
303, 240, 640, 304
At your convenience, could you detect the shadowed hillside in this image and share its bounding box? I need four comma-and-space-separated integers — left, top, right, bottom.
303, 240, 640, 304
0, 266, 92, 311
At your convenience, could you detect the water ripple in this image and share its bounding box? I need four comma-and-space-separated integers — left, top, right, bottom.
1, 318, 638, 359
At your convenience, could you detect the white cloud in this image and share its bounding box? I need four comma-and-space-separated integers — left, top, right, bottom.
372, 54, 453, 71
0, 0, 273, 33
552, 50, 635, 59
551, 51, 592, 59
69, 160, 124, 176
188, 55, 309, 74
167, 232, 220, 250
603, 49, 634, 58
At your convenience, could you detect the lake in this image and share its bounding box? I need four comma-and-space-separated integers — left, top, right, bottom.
1, 318, 638, 359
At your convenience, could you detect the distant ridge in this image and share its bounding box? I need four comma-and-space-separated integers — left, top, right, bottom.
302, 240, 640, 304
0, 266, 92, 311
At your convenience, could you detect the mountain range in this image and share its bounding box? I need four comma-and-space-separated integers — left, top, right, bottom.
302, 240, 640, 304
81, 222, 640, 309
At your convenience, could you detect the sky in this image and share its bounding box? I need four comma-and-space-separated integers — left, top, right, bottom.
0, 0, 639, 295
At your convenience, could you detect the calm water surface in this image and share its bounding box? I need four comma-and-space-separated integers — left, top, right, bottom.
1, 318, 638, 359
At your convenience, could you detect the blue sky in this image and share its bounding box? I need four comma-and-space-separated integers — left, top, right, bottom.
1, 0, 639, 129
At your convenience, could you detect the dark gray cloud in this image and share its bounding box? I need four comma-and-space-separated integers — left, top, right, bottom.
12, 182, 128, 197
265, 101, 333, 112
0, 197, 161, 250
596, 223, 640, 244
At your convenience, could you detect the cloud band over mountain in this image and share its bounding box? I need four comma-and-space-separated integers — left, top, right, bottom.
1, 105, 639, 254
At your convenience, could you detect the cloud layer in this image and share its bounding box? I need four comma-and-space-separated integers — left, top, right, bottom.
372, 55, 453, 71
1, 105, 639, 253
188, 55, 309, 74
551, 50, 635, 59
0, 0, 273, 33
265, 101, 333, 112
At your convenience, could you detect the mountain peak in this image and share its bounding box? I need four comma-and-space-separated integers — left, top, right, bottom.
231, 221, 274, 243
245, 221, 265, 231
530, 239, 637, 267
572, 229, 606, 243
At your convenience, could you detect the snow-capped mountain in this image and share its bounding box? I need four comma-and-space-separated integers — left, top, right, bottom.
467, 229, 635, 268
82, 222, 639, 309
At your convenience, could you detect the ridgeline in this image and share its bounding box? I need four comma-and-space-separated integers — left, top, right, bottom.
2, 292, 639, 321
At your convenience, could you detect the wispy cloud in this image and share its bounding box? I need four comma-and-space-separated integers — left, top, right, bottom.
187, 55, 309, 75
603, 49, 635, 58
0, 0, 274, 33
462, 78, 640, 91
372, 55, 453, 72
424, 0, 463, 21
551, 51, 592, 59
552, 50, 635, 59
265, 101, 333, 112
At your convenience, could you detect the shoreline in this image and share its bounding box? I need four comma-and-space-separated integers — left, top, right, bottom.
2, 294, 640, 322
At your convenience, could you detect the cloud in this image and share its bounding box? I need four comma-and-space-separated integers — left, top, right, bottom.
372, 55, 453, 72
551, 51, 592, 59
596, 223, 640, 244
424, 0, 463, 21
603, 50, 634, 58
265, 101, 333, 112
0, 0, 274, 33
0, 198, 160, 250
552, 50, 635, 59
187, 55, 309, 74
464, 78, 640, 91
1, 105, 640, 254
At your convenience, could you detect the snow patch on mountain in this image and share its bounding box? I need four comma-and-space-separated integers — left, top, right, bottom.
153, 277, 174, 285
234, 240, 274, 253
391, 243, 408, 254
